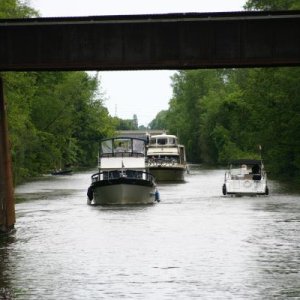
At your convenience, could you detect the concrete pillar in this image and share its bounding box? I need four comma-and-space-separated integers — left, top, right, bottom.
0, 77, 15, 233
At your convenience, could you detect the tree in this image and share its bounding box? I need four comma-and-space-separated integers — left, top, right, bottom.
149, 66, 300, 180
0, 1, 116, 183
244, 0, 300, 10
0, 0, 38, 18
165, 70, 225, 162
133, 114, 138, 129
148, 110, 168, 130
113, 117, 137, 130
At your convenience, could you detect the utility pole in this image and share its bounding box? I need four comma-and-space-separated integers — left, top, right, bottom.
0, 77, 15, 233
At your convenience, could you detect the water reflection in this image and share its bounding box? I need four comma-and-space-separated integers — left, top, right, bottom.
0, 167, 299, 299
0, 232, 17, 299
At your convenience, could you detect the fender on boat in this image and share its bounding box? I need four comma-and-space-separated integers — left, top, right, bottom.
222, 184, 227, 195
87, 186, 94, 201
155, 190, 160, 202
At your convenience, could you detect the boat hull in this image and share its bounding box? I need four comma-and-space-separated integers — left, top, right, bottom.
148, 166, 185, 182
224, 179, 268, 195
90, 178, 157, 205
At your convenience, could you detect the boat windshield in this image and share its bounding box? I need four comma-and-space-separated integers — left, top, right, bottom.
101, 138, 145, 156
230, 163, 261, 175
150, 136, 177, 146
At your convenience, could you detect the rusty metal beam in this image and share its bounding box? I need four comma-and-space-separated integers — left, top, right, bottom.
0, 11, 300, 71
0, 77, 15, 233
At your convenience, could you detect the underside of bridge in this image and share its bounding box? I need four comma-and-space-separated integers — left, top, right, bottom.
0, 11, 300, 71
0, 11, 300, 232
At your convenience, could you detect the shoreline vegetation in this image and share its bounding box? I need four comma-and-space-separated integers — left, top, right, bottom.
149, 67, 300, 184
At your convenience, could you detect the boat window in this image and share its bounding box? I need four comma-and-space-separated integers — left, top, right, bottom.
168, 138, 176, 145
150, 138, 156, 145
252, 164, 260, 174
114, 139, 131, 153
157, 138, 167, 145
132, 139, 145, 154
230, 165, 251, 176
230, 168, 243, 176
101, 140, 113, 154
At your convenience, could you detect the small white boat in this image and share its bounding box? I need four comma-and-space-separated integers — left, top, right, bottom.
146, 133, 187, 182
222, 159, 269, 196
87, 137, 159, 205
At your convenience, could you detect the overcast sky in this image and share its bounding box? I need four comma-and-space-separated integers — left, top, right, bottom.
30, 0, 246, 126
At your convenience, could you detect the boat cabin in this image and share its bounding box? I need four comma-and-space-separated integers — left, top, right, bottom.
99, 137, 147, 170
101, 137, 145, 158
149, 134, 178, 147
228, 159, 264, 180
147, 134, 186, 166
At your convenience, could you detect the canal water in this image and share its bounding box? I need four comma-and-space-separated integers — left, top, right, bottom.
1, 166, 300, 299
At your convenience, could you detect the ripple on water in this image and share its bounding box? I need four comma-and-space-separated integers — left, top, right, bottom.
1, 168, 299, 299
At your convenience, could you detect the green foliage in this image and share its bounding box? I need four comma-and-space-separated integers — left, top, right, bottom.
138, 125, 147, 130
1, 1, 117, 183
3, 71, 115, 184
152, 67, 300, 180
148, 110, 168, 130
0, 0, 38, 18
113, 116, 138, 130
164, 70, 226, 162
244, 0, 300, 10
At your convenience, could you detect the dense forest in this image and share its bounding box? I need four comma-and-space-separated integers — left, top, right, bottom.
0, 1, 120, 184
149, 0, 300, 181
1, 2, 144, 185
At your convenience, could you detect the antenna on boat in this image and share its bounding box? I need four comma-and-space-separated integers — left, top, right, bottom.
121, 160, 125, 176
259, 144, 262, 163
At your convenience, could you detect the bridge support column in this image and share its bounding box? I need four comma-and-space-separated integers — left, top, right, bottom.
0, 77, 15, 233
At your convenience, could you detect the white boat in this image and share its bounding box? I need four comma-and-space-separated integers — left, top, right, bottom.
146, 133, 187, 182
222, 159, 269, 196
87, 137, 159, 205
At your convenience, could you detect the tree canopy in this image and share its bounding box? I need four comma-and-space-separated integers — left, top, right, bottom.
0, 0, 38, 18
149, 0, 300, 181
1, 2, 117, 183
244, 0, 300, 10
151, 67, 300, 179
3, 70, 116, 183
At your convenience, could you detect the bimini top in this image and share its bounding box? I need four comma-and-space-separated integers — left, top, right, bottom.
100, 137, 146, 156
230, 159, 262, 165
101, 136, 146, 143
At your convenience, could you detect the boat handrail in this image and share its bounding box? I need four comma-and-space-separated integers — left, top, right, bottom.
101, 152, 145, 158
147, 144, 179, 148
147, 157, 183, 166
226, 170, 267, 181
91, 169, 155, 183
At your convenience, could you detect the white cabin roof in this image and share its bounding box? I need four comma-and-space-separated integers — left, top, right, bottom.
151, 134, 177, 139
100, 157, 145, 170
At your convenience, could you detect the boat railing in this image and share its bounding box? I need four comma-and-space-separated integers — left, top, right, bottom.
147, 157, 180, 166
91, 169, 155, 183
225, 170, 266, 181
147, 144, 178, 148
101, 152, 144, 158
